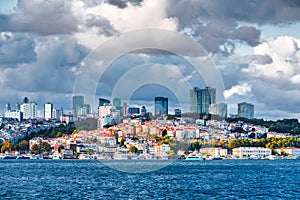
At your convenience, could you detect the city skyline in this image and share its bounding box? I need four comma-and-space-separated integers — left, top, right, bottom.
0, 1, 299, 120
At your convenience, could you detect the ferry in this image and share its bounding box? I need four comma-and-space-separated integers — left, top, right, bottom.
185, 152, 204, 161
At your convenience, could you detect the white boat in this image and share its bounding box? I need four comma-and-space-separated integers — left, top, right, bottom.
186, 152, 204, 161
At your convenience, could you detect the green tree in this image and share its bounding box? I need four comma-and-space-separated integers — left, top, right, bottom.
17, 140, 29, 152
129, 145, 138, 154
31, 144, 40, 155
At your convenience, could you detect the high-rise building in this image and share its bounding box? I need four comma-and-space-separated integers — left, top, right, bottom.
21, 101, 38, 119
80, 104, 91, 115
154, 97, 168, 116
5, 102, 11, 112
113, 98, 122, 116
52, 108, 63, 120
44, 102, 53, 120
209, 103, 227, 118
128, 107, 140, 115
99, 98, 110, 106
238, 102, 254, 119
123, 103, 128, 116
141, 106, 147, 116
15, 103, 20, 111
174, 109, 181, 117
190, 87, 216, 114
23, 97, 29, 104
73, 95, 84, 116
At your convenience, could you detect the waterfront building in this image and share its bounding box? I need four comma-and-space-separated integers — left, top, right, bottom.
154, 97, 168, 116
73, 95, 84, 116
238, 102, 254, 119
190, 87, 216, 114
275, 148, 300, 158
200, 148, 228, 157
232, 147, 271, 158
209, 103, 227, 118
44, 102, 53, 120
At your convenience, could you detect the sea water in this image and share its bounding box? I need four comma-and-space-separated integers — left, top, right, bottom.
0, 159, 299, 199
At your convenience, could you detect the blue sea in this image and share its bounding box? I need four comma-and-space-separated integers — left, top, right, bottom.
0, 160, 299, 199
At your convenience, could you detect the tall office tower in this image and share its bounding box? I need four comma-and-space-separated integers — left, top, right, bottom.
44, 102, 53, 120
52, 108, 63, 120
15, 103, 20, 111
238, 102, 254, 119
141, 106, 147, 116
123, 103, 128, 116
99, 98, 110, 106
5, 102, 11, 112
73, 95, 84, 116
23, 97, 29, 104
190, 87, 216, 114
21, 101, 38, 119
209, 103, 227, 118
80, 104, 91, 115
113, 98, 122, 116
154, 97, 168, 116
174, 109, 181, 117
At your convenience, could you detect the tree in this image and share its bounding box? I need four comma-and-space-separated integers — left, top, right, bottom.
1, 140, 14, 153
162, 129, 167, 137
129, 145, 137, 154
31, 142, 51, 155
58, 145, 65, 153
17, 140, 29, 152
31, 144, 40, 155
86, 148, 94, 155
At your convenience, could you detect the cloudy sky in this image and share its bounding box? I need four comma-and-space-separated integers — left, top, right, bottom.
0, 0, 300, 120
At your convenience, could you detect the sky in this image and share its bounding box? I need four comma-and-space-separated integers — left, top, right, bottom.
0, 0, 300, 120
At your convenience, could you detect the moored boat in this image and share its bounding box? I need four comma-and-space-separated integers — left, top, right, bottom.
186, 152, 204, 161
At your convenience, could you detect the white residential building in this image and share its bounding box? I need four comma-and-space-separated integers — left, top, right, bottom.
232, 147, 272, 158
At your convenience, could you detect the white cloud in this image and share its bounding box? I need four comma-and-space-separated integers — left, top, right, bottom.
224, 83, 251, 99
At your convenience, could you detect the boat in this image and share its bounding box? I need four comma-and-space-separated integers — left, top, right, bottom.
185, 152, 204, 161
2, 155, 17, 159
16, 155, 30, 159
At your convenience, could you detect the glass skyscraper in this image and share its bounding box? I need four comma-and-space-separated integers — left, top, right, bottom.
73, 95, 84, 116
154, 97, 168, 116
190, 87, 216, 114
238, 102, 254, 119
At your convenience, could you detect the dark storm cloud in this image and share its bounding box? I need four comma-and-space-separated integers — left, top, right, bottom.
166, 0, 300, 54
0, 0, 78, 35
0, 33, 36, 65
106, 0, 143, 8
2, 36, 89, 94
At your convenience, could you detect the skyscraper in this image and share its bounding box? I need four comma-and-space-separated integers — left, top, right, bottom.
99, 98, 110, 106
238, 102, 254, 119
113, 98, 122, 116
5, 102, 11, 112
154, 97, 168, 116
21, 101, 37, 119
209, 103, 227, 118
73, 95, 84, 116
190, 87, 216, 114
44, 102, 53, 120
